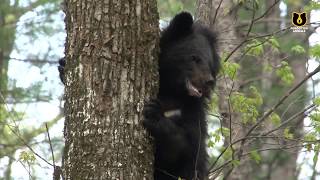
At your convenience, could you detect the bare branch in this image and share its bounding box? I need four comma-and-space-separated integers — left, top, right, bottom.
263, 104, 316, 136
211, 0, 224, 26
223, 25, 291, 62
245, 0, 256, 37
45, 124, 55, 167
246, 65, 320, 138
8, 57, 59, 65
18, 160, 34, 179
250, 0, 280, 25
0, 91, 64, 167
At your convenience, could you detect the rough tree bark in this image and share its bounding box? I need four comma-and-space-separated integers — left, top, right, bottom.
196, 0, 249, 179
62, 0, 159, 179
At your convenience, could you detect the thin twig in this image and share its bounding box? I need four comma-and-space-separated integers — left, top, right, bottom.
46, 123, 56, 166
241, 144, 304, 156
251, 0, 280, 24
246, 65, 320, 138
18, 160, 33, 179
223, 25, 291, 62
209, 73, 319, 173
212, 0, 224, 26
7, 57, 59, 65
245, 1, 256, 37
263, 104, 316, 136
232, 65, 320, 175
210, 143, 303, 176
0, 91, 54, 167
208, 143, 230, 172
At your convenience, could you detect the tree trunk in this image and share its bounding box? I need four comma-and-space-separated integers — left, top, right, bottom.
196, 0, 248, 179
268, 2, 307, 179
249, 1, 307, 179
196, 0, 309, 179
62, 0, 159, 179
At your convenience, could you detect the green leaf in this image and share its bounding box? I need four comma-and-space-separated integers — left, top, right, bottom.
249, 150, 261, 164
304, 133, 317, 141
214, 134, 221, 142
304, 1, 320, 12
284, 128, 294, 139
269, 113, 281, 126
223, 147, 233, 160
291, 45, 306, 54
306, 144, 312, 152
253, 0, 260, 9
19, 151, 36, 163
276, 61, 295, 86
313, 97, 320, 106
208, 140, 215, 148
245, 39, 264, 56
220, 127, 230, 137
230, 91, 261, 124
310, 44, 320, 60
222, 61, 240, 80
5, 14, 16, 24
310, 113, 320, 123
223, 7, 231, 16
209, 93, 219, 111
267, 37, 280, 52
231, 159, 241, 166
268, 37, 280, 48
248, 86, 263, 106
210, 132, 221, 142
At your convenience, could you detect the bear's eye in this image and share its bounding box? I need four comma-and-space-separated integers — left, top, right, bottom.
191, 55, 201, 63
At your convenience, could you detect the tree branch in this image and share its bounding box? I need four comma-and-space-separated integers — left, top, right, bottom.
7, 57, 59, 65
246, 65, 320, 138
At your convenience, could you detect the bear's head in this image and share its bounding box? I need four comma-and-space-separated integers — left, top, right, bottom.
159, 12, 220, 99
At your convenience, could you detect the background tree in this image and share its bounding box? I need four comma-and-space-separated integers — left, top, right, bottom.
158, 0, 195, 18
238, 1, 309, 179
62, 0, 159, 179
195, 0, 320, 179
195, 0, 246, 179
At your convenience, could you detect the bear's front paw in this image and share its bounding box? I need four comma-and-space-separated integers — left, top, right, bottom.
142, 99, 163, 128
143, 99, 162, 119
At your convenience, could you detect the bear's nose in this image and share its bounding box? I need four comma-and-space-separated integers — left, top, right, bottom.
206, 80, 215, 86
205, 76, 215, 86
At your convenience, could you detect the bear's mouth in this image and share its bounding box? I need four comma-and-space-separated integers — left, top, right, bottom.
186, 79, 202, 97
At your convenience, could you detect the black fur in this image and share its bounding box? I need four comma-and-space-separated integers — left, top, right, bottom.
143, 12, 220, 180
58, 58, 65, 84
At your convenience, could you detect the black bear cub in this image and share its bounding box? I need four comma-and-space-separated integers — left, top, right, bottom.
143, 12, 220, 180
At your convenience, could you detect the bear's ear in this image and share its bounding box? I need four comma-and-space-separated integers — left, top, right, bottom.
167, 12, 193, 35
160, 12, 193, 47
